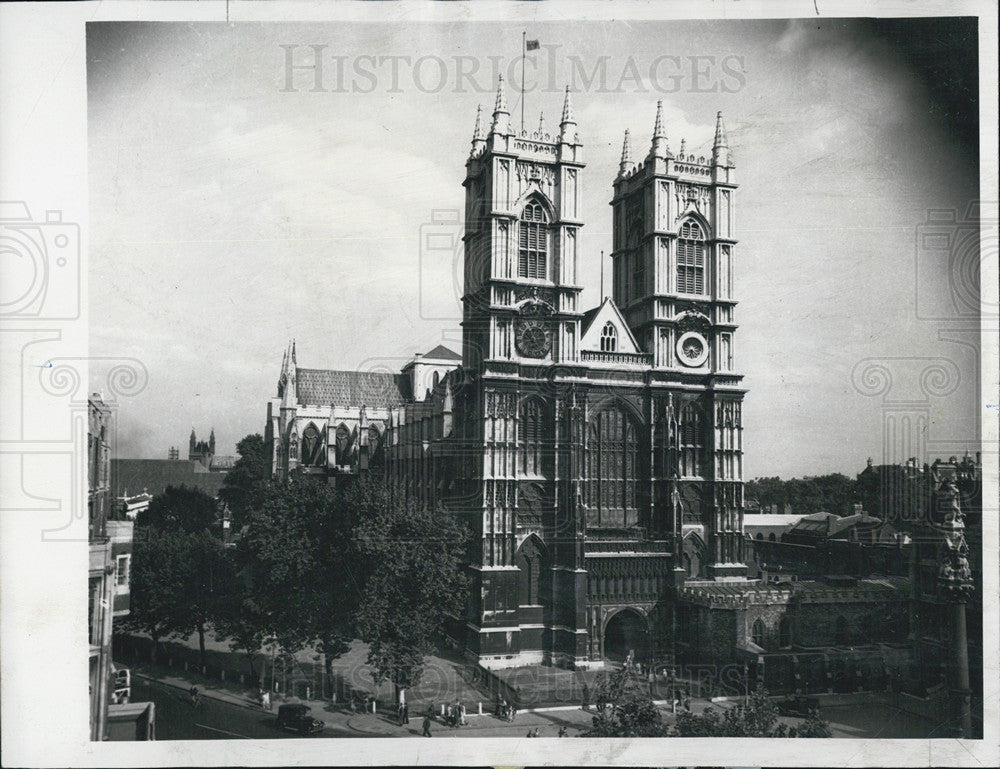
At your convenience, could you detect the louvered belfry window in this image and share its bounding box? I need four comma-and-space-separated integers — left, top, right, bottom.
518, 201, 548, 280
679, 402, 704, 477
676, 219, 705, 294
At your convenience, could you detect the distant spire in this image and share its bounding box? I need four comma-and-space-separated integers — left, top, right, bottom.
561, 86, 574, 124
537, 111, 545, 136
559, 86, 577, 144
618, 129, 634, 177
291, 339, 297, 364
679, 138, 686, 157
649, 100, 671, 159
470, 104, 486, 156
712, 110, 731, 166
491, 75, 510, 135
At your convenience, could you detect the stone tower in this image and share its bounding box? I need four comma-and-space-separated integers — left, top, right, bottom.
610, 106, 746, 578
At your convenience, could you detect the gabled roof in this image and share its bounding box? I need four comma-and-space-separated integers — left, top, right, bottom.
296, 368, 409, 408
579, 297, 641, 353
422, 344, 461, 361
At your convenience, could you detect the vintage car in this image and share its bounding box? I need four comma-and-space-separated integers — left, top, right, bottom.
275, 703, 324, 735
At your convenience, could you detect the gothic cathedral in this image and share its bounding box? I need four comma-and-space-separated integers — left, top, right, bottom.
448, 80, 746, 668
267, 80, 747, 670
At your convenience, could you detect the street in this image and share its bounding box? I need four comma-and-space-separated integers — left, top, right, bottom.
131, 680, 361, 740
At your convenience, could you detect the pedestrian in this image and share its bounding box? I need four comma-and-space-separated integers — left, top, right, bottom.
262, 690, 271, 712
683, 696, 691, 712
558, 725, 567, 737
532, 727, 540, 738
422, 713, 432, 737
508, 702, 517, 722
459, 702, 467, 726
499, 697, 508, 721
648, 669, 656, 697
526, 729, 534, 738
495, 695, 502, 717
402, 702, 409, 724
397, 702, 404, 726
582, 682, 590, 711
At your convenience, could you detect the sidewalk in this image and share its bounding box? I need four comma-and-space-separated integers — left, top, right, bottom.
130, 659, 707, 737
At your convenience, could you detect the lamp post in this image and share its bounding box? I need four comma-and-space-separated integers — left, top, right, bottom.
935, 478, 974, 738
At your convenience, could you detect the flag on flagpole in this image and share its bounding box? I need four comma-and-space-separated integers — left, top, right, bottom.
526, 39, 540, 51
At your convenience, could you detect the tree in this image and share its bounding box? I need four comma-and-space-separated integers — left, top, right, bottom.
350, 477, 468, 702
582, 667, 669, 737
122, 527, 194, 664
219, 433, 268, 527
672, 684, 831, 737
234, 471, 358, 689
138, 484, 217, 534
176, 530, 233, 669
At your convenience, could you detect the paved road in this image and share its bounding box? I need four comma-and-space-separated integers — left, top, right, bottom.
132, 680, 363, 740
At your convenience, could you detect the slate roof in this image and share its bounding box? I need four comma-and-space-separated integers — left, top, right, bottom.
111, 459, 228, 500
422, 344, 461, 361
296, 368, 409, 408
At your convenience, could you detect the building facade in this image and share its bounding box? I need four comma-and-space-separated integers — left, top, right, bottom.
89, 394, 135, 739
268, 83, 748, 670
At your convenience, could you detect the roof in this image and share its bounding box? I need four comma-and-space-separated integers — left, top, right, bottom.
296, 368, 409, 408
742, 514, 805, 528
422, 344, 461, 361
111, 459, 228, 500
679, 575, 911, 607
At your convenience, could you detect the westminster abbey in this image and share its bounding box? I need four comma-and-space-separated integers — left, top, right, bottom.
266, 80, 747, 669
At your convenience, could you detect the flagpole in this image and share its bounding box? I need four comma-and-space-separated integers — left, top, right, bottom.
521, 31, 526, 134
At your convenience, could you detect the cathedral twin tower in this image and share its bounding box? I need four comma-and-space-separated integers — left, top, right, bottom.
453, 79, 746, 668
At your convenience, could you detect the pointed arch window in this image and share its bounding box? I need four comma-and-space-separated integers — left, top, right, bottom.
301, 423, 325, 467
586, 406, 640, 527
519, 399, 548, 476
518, 201, 548, 280
600, 322, 618, 352
679, 402, 705, 477
677, 219, 706, 295
751, 618, 766, 648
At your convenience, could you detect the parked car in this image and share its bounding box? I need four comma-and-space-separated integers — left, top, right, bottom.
777, 693, 821, 717
275, 704, 324, 735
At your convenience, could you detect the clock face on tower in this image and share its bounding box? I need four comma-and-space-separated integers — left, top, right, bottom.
516, 318, 551, 358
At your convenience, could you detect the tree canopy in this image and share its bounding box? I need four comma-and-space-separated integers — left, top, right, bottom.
137, 484, 218, 534
673, 684, 831, 737
583, 667, 670, 737
219, 433, 268, 527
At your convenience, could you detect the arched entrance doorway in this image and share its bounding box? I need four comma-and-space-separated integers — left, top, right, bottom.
603, 608, 650, 664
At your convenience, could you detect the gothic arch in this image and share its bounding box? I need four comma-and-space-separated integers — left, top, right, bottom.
513, 189, 556, 220
676, 209, 711, 237
682, 529, 706, 578
589, 394, 645, 426
334, 422, 352, 465
602, 607, 651, 664
301, 422, 325, 467
515, 534, 547, 607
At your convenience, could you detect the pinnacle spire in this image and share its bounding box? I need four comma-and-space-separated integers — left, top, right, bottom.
491, 76, 510, 135
653, 100, 665, 138
712, 110, 732, 166
560, 86, 575, 125
472, 104, 484, 141
537, 111, 545, 136
470, 104, 486, 157
559, 86, 577, 144
649, 100, 671, 159
618, 128, 634, 177
493, 75, 508, 115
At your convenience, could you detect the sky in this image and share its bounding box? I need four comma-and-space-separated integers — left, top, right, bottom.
87, 18, 982, 478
